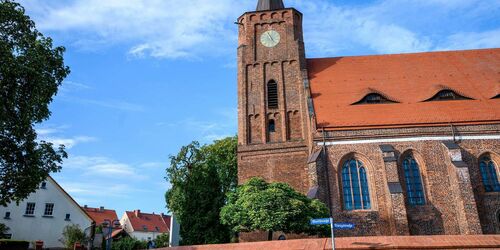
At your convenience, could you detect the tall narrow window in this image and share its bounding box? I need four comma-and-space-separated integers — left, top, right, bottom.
402, 155, 425, 205
4, 212, 10, 219
342, 158, 371, 210
44, 203, 54, 216
41, 182, 47, 189
267, 80, 278, 109
479, 156, 500, 192
25, 203, 35, 215
268, 119, 276, 133
65, 213, 71, 221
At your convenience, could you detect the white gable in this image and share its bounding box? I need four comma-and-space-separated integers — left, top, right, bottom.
0, 177, 93, 248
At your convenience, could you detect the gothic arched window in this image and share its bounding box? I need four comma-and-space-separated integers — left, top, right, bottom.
402, 155, 426, 205
342, 158, 371, 210
267, 80, 278, 109
268, 119, 276, 133
479, 155, 500, 192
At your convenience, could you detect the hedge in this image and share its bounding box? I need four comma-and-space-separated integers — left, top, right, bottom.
0, 239, 29, 250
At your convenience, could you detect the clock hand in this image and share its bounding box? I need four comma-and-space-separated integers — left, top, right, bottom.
267, 33, 274, 42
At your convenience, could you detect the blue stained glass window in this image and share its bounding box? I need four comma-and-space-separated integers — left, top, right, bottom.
342, 158, 371, 210
402, 155, 425, 206
480, 156, 500, 192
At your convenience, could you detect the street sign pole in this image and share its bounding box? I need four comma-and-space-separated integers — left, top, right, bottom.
330, 218, 335, 250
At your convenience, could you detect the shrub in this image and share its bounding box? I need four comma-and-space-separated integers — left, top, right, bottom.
0, 239, 29, 250
60, 224, 85, 249
154, 233, 169, 248
111, 237, 147, 250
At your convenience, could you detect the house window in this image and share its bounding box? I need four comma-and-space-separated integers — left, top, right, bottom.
268, 119, 276, 133
425, 90, 472, 101
25, 203, 35, 215
342, 158, 371, 210
65, 214, 71, 221
41, 182, 47, 189
4, 212, 10, 219
353, 93, 397, 105
267, 80, 278, 109
479, 156, 500, 192
143, 225, 148, 231
44, 203, 54, 216
402, 155, 426, 205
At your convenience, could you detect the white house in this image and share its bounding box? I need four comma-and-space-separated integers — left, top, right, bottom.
120, 210, 170, 241
0, 176, 94, 248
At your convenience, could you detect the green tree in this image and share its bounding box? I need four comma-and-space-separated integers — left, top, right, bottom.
154, 233, 169, 248
60, 224, 84, 249
0, 0, 69, 206
111, 237, 147, 250
165, 136, 237, 245
220, 177, 330, 241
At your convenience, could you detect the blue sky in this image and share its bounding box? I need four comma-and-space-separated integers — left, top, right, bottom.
18, 0, 499, 218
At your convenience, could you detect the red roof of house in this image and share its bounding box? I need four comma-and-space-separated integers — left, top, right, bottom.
83, 206, 118, 225
126, 210, 171, 233
307, 48, 500, 130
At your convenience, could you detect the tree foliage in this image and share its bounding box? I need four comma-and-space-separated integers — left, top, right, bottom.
0, 0, 69, 206
60, 224, 84, 249
220, 177, 330, 239
165, 136, 237, 245
111, 237, 147, 250
154, 233, 169, 248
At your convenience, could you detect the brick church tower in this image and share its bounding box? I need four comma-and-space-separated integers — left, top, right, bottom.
237, 0, 312, 193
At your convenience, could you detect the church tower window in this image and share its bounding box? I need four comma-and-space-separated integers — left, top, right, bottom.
402, 155, 426, 205
342, 158, 371, 210
268, 119, 276, 133
267, 80, 278, 109
479, 155, 500, 192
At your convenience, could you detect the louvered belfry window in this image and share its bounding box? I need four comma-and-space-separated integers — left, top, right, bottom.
267, 80, 278, 109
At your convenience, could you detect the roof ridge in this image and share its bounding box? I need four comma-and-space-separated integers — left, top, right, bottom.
306, 47, 500, 60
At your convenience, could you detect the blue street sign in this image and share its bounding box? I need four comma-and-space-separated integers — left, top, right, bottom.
334, 223, 355, 230
310, 218, 331, 225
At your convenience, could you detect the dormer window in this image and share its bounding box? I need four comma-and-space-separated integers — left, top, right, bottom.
353, 93, 397, 105
492, 94, 500, 99
425, 90, 472, 101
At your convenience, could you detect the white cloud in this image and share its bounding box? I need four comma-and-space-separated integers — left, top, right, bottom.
63, 155, 149, 179
437, 29, 500, 51
20, 0, 499, 59
21, 0, 252, 59
36, 125, 96, 149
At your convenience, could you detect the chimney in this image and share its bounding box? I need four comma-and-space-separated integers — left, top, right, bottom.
84, 205, 88, 209
134, 210, 141, 217
100, 206, 104, 212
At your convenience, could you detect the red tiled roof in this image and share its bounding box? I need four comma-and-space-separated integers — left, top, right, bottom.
126, 210, 171, 233
83, 206, 118, 225
307, 48, 500, 130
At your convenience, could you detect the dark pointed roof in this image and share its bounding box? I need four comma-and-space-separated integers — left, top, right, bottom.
256, 0, 285, 11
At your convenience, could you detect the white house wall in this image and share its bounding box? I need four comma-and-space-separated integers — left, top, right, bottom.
0, 178, 92, 248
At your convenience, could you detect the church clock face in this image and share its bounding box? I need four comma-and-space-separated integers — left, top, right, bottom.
260, 30, 280, 48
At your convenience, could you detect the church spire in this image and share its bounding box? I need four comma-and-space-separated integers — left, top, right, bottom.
256, 0, 285, 11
